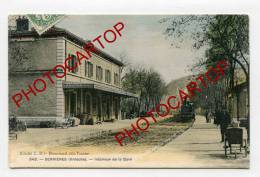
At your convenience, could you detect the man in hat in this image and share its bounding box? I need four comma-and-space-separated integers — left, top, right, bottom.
219, 107, 231, 142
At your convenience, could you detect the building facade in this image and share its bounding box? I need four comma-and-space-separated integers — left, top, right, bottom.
9, 17, 137, 124
228, 82, 249, 120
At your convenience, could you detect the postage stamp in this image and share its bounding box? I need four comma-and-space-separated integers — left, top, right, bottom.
8, 14, 249, 168
26, 14, 65, 35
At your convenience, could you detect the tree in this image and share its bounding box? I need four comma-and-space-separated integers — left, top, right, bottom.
206, 15, 249, 83
161, 15, 249, 116
122, 67, 166, 117
204, 15, 249, 116
161, 15, 248, 79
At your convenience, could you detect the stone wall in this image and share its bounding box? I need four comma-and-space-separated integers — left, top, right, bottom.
9, 72, 57, 116
9, 38, 58, 117
9, 38, 57, 71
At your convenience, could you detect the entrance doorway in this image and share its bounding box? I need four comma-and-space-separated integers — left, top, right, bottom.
114, 98, 118, 119
84, 93, 92, 115
65, 91, 77, 117
97, 96, 102, 121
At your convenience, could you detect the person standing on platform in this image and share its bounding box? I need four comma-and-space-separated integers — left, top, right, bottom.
218, 107, 231, 142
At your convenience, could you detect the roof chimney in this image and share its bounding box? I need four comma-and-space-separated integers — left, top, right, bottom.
16, 16, 29, 31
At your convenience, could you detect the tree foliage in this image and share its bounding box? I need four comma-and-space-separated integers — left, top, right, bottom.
161, 15, 249, 79
122, 67, 166, 115
161, 15, 249, 113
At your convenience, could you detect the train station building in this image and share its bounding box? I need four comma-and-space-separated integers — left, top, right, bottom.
9, 17, 138, 125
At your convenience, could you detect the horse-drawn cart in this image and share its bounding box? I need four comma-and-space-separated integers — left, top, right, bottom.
9, 115, 27, 140
224, 127, 248, 158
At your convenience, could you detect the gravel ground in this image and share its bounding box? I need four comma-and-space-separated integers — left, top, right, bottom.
9, 116, 195, 168
61, 117, 194, 154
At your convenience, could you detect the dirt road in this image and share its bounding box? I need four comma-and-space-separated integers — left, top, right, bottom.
137, 115, 249, 168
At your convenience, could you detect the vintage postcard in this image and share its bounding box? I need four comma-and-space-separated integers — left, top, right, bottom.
8, 15, 249, 168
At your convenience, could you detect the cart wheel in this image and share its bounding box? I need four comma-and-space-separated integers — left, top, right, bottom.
244, 139, 248, 157
244, 145, 248, 157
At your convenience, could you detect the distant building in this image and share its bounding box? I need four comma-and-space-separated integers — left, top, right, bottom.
228, 82, 249, 119
9, 17, 138, 125
227, 67, 249, 120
